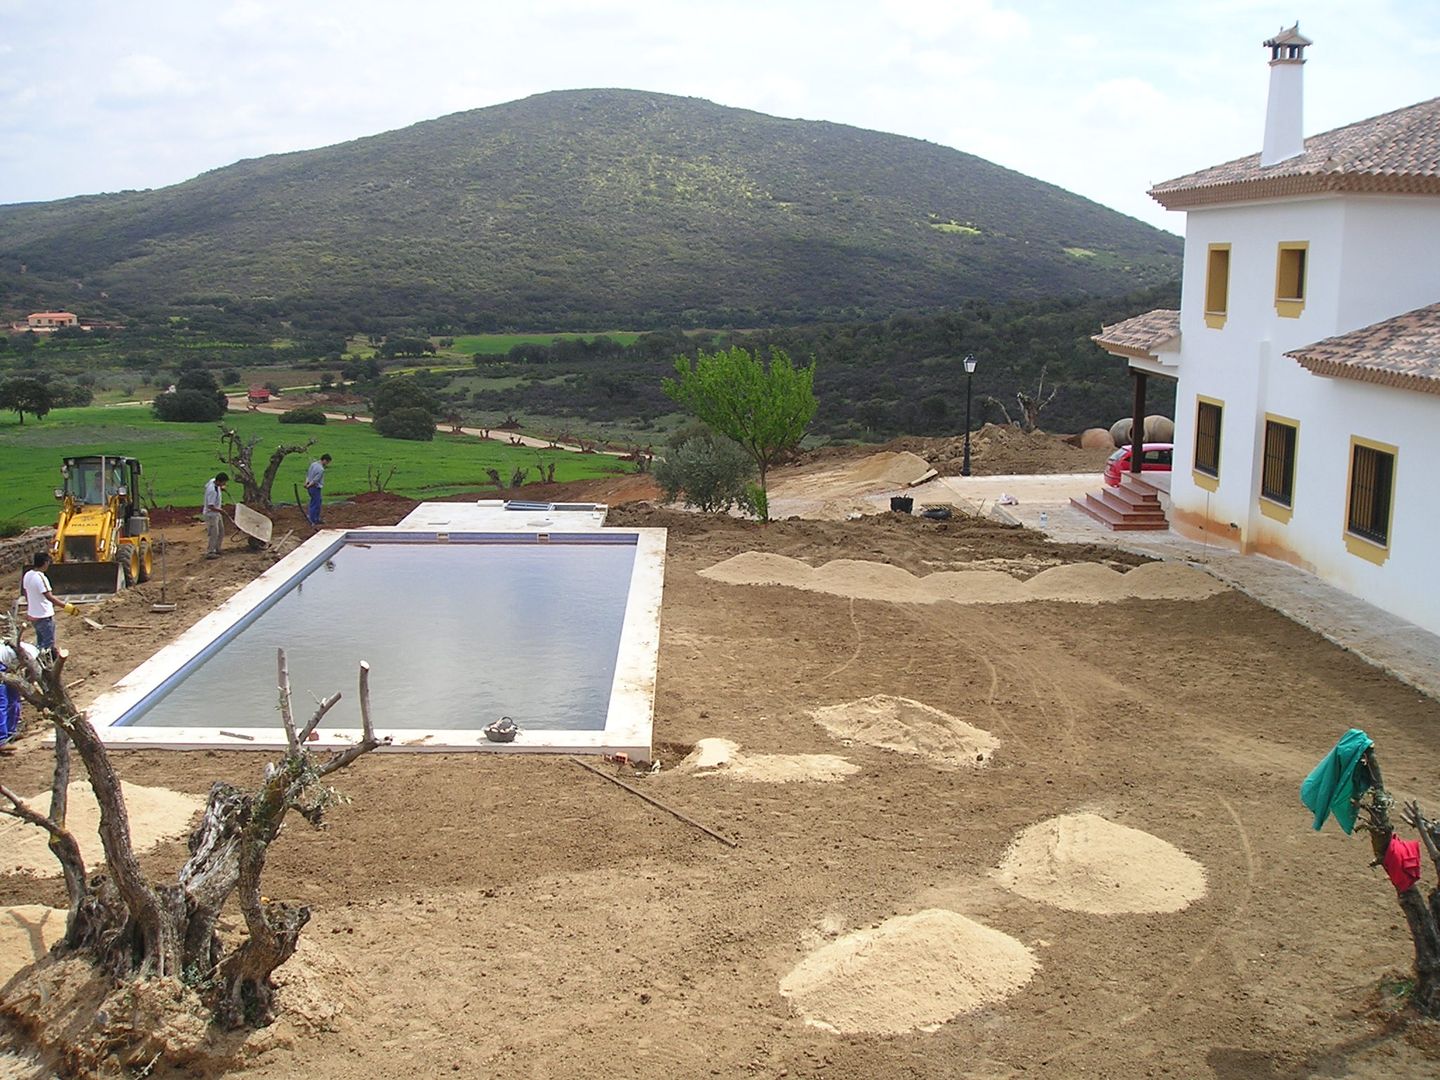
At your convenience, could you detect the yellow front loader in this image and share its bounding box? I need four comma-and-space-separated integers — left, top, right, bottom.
49, 455, 154, 598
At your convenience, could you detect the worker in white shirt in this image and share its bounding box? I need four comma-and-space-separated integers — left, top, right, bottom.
20, 553, 76, 656
204, 472, 229, 559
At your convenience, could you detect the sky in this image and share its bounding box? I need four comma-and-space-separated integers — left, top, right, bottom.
1, 1, 1437, 233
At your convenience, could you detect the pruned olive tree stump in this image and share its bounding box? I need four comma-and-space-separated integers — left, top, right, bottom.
0, 634, 389, 1030
218, 425, 316, 510
1354, 749, 1440, 1018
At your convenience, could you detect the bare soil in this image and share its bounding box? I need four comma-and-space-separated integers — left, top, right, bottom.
799, 425, 1116, 477
2, 479, 1439, 1078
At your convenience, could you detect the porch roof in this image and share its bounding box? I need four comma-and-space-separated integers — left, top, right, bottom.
1091, 309, 1181, 361
1287, 302, 1440, 396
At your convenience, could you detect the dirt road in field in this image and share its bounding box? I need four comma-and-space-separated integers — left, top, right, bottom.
1, 483, 1437, 1079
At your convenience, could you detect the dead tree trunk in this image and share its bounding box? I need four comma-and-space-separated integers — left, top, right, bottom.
1014, 366, 1059, 433
0, 628, 389, 1030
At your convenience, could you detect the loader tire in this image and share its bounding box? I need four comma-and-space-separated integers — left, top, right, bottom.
137, 539, 153, 584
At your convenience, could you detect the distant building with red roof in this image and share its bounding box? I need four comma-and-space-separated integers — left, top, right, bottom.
26, 311, 79, 330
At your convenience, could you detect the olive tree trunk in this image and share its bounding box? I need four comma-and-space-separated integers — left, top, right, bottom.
1355, 749, 1440, 1017
0, 635, 388, 1028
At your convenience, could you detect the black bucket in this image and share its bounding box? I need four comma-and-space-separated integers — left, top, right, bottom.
889, 496, 914, 514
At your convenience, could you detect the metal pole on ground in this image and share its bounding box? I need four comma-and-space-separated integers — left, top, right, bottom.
961, 354, 978, 477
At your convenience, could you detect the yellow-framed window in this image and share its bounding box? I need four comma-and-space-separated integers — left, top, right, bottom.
1275, 241, 1308, 317
1204, 244, 1230, 328
1346, 440, 1396, 548
1261, 419, 1298, 506
1194, 399, 1222, 477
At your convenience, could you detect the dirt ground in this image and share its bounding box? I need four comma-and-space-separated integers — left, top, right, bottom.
2, 477, 1439, 1079
799, 424, 1117, 477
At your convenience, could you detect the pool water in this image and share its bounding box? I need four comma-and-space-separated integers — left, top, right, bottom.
128, 541, 638, 732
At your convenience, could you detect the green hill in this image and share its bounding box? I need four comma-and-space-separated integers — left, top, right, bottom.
0, 89, 1180, 328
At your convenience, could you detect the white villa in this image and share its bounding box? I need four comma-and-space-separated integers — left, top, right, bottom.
1093, 26, 1440, 638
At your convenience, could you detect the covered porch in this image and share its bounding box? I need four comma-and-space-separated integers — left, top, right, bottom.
1075, 309, 1182, 531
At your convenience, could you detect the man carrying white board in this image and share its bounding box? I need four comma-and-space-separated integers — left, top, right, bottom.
204, 472, 229, 559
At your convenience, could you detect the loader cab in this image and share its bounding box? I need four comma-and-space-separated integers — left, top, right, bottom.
60, 455, 143, 530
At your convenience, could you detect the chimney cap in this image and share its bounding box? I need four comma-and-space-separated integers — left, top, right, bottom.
1264, 23, 1313, 49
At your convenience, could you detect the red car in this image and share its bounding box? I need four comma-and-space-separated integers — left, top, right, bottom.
1104, 443, 1173, 486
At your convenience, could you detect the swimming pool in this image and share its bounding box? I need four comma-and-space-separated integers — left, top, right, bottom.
88, 521, 665, 756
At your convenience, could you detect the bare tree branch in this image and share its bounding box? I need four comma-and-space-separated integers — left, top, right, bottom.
297, 692, 343, 744
318, 662, 389, 777
277, 648, 298, 750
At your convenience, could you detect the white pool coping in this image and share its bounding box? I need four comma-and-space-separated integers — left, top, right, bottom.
396, 499, 610, 531
86, 506, 664, 758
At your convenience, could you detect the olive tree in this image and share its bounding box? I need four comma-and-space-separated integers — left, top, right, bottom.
653, 425, 755, 513
219, 425, 316, 509
1344, 744, 1440, 1017
662, 347, 817, 521
0, 626, 388, 1034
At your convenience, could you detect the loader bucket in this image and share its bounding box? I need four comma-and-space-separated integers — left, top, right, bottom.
49, 561, 125, 600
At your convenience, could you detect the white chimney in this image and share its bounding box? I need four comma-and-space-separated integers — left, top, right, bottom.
1261, 24, 1312, 166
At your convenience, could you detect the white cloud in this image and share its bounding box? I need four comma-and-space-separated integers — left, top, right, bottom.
107, 55, 195, 102
0, 0, 1436, 232
879, 0, 1029, 41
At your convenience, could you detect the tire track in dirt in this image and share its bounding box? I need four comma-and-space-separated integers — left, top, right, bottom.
821, 597, 865, 683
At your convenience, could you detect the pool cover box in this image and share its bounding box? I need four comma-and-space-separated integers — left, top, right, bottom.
87, 525, 665, 756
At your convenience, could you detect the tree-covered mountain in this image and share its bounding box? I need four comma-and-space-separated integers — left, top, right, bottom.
0, 90, 1179, 329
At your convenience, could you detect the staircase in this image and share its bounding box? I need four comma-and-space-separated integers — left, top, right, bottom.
1070, 473, 1169, 531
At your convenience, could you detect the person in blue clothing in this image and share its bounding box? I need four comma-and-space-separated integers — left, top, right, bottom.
304, 454, 331, 525
0, 639, 39, 746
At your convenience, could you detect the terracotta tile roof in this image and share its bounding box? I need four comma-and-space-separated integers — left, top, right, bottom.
1150, 97, 1440, 209
1264, 25, 1312, 48
1287, 303, 1440, 395
1091, 309, 1181, 359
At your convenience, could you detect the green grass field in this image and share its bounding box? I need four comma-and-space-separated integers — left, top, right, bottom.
0, 407, 628, 525
447, 331, 642, 356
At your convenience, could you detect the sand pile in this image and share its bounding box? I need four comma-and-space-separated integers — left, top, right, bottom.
0, 782, 205, 876
993, 812, 1208, 914
1122, 561, 1229, 600
0, 905, 67, 983
679, 738, 860, 784
812, 695, 998, 769
848, 451, 935, 486
699, 551, 814, 590
779, 909, 1038, 1035
809, 560, 922, 603
699, 554, 1225, 605
765, 452, 937, 520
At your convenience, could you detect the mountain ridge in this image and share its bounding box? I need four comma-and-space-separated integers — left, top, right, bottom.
0, 89, 1181, 328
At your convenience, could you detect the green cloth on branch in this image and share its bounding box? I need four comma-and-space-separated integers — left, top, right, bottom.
1300, 728, 1375, 834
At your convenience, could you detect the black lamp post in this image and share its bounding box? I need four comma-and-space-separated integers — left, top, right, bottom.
961, 354, 977, 477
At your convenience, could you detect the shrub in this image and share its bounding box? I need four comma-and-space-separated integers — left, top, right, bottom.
278, 406, 328, 425
374, 407, 435, 441
152, 388, 228, 422
371, 377, 438, 417
654, 427, 755, 513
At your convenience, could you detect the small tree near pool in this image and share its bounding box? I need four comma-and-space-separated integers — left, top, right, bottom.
662, 346, 817, 521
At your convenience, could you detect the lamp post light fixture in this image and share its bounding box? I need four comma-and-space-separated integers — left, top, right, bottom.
961, 353, 978, 477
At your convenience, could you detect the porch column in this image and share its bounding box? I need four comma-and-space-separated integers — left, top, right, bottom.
1130, 368, 1148, 475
